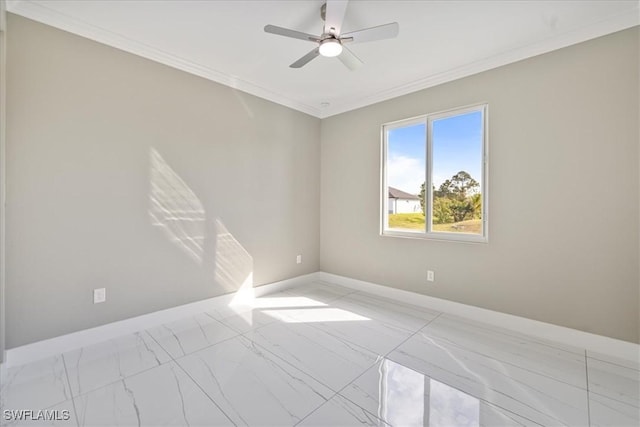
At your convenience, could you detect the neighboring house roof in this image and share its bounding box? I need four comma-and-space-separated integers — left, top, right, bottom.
388, 186, 419, 200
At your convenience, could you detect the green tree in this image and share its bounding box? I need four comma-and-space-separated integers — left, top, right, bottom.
420, 171, 481, 223
440, 171, 479, 199
435, 179, 452, 198
450, 199, 474, 222
433, 197, 453, 224
470, 193, 482, 219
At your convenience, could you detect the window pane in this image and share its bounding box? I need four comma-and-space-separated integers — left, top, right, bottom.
386, 123, 426, 231
431, 111, 483, 235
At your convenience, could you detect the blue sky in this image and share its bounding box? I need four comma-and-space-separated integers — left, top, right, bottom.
387, 111, 482, 195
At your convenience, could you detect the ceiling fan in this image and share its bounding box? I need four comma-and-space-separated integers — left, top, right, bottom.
264, 0, 399, 70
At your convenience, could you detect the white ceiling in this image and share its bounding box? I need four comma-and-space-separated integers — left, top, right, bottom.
7, 0, 639, 118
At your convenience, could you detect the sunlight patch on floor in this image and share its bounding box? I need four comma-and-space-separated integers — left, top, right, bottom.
262, 307, 370, 323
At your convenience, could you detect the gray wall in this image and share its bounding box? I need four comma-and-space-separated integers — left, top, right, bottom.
0, 0, 7, 362
320, 28, 640, 343
6, 15, 320, 348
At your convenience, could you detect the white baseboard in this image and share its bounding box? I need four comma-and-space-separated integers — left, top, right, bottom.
316, 272, 640, 363
3, 273, 312, 367
5, 271, 638, 367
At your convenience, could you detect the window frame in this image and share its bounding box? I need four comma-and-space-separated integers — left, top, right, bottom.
381, 103, 489, 243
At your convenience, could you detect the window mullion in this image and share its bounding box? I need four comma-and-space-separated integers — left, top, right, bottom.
426, 118, 432, 234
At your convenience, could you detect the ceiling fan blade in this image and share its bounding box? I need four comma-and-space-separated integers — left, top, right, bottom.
341, 22, 399, 43
324, 0, 349, 36
264, 25, 319, 42
338, 45, 362, 71
290, 48, 321, 68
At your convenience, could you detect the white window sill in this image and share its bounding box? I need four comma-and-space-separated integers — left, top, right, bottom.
381, 229, 488, 244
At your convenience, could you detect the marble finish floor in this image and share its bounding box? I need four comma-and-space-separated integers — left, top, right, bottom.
1, 281, 638, 426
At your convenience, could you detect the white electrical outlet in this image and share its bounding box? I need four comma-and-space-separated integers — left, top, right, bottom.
93, 288, 106, 304
296, 254, 302, 264
427, 270, 435, 282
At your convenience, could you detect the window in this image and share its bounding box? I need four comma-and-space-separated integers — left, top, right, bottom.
381, 104, 487, 242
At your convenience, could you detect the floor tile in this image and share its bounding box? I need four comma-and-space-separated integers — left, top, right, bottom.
216, 309, 280, 334
587, 356, 639, 408
207, 292, 316, 333
73, 361, 231, 426
205, 301, 265, 321
428, 314, 585, 354
4, 280, 626, 427
0, 356, 72, 413
205, 289, 321, 318
63, 331, 170, 397
332, 292, 440, 332
0, 400, 77, 427
589, 392, 640, 427
245, 321, 380, 391
178, 335, 332, 426
265, 310, 414, 355
312, 318, 411, 358
283, 281, 357, 304
422, 314, 587, 388
298, 394, 389, 427
253, 291, 334, 310
587, 351, 640, 371
387, 330, 589, 426
146, 312, 238, 359
340, 358, 540, 427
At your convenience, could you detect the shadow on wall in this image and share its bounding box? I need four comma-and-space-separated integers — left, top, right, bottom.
148, 147, 254, 300
149, 147, 206, 264
215, 218, 253, 297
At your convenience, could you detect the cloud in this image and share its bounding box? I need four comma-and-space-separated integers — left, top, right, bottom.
387, 155, 424, 195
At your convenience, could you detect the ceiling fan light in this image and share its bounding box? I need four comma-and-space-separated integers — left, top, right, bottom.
319, 39, 343, 57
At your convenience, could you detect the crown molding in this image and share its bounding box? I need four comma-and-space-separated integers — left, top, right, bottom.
7, 1, 639, 120
319, 7, 639, 118
6, 0, 323, 118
